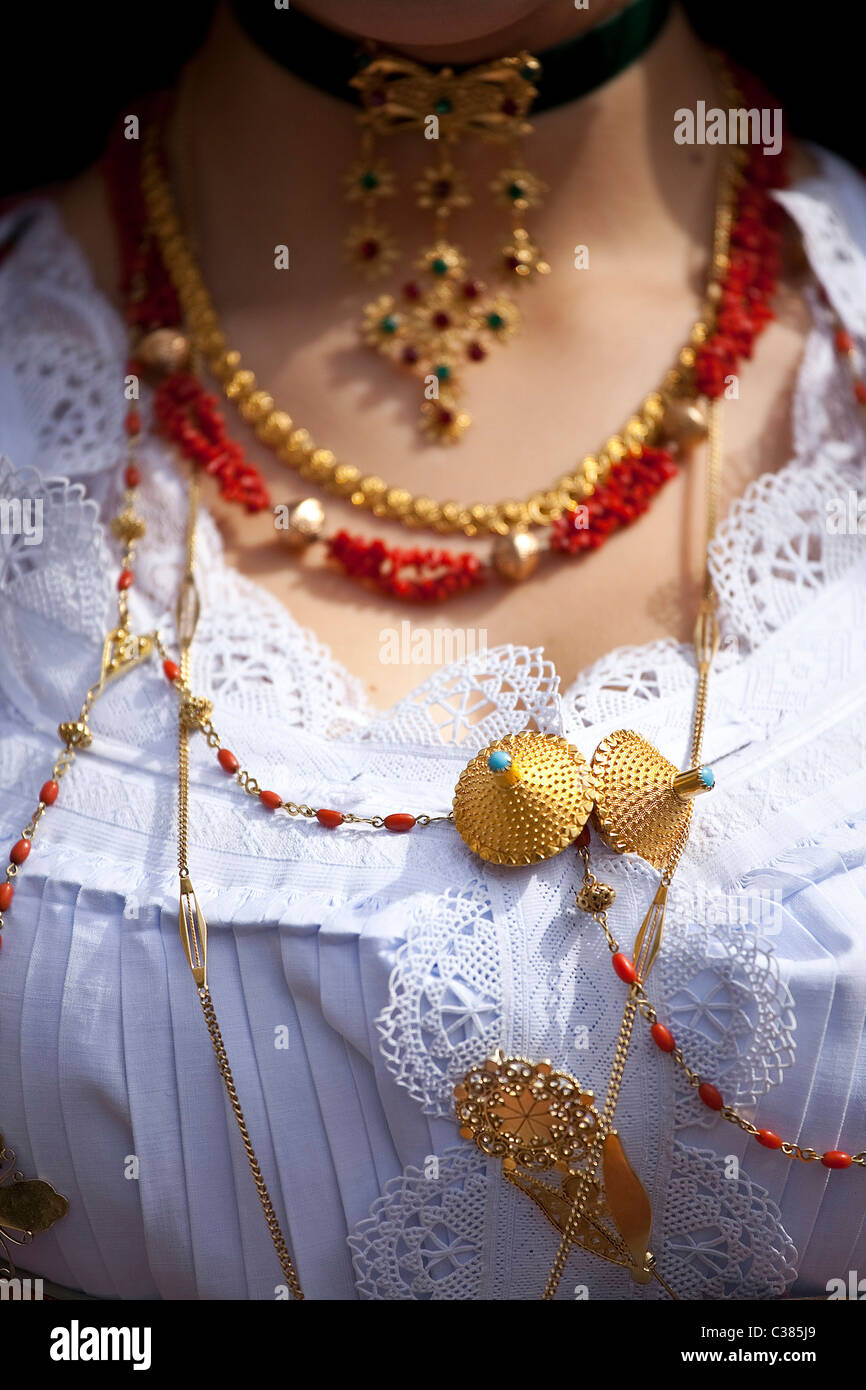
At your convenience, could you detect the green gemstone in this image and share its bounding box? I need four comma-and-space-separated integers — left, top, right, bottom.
361, 171, 379, 191
486, 312, 505, 331
507, 182, 525, 200
380, 314, 399, 334
431, 257, 449, 276
434, 98, 452, 115
434, 363, 451, 381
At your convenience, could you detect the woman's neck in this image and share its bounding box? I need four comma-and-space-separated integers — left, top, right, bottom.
171, 1, 721, 289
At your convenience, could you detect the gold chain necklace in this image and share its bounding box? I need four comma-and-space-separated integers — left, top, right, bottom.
139, 89, 740, 539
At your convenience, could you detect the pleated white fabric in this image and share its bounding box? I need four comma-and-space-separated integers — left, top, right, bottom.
0, 144, 865, 1299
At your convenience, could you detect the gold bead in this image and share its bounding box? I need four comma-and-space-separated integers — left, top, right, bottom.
491, 529, 540, 582
110, 509, 147, 544
239, 390, 275, 425
280, 498, 326, 550
257, 411, 293, 446
58, 720, 92, 749
225, 369, 257, 401
137, 328, 190, 376
576, 881, 616, 914
661, 397, 708, 449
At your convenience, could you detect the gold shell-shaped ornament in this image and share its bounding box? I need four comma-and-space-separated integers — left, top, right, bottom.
453, 732, 596, 865
591, 729, 695, 871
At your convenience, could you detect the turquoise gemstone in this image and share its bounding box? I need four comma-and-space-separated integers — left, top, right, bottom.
486, 312, 505, 331
434, 363, 451, 381
435, 98, 452, 115
361, 171, 379, 191
699, 766, 715, 789
507, 182, 525, 200
431, 257, 449, 276
488, 750, 512, 772
380, 314, 399, 334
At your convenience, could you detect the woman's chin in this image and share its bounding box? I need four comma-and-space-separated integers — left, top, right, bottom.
292, 0, 547, 48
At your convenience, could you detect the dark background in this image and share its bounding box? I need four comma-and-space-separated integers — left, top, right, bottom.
1, 1, 862, 198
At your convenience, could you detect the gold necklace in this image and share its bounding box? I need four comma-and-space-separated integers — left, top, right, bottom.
139, 117, 740, 539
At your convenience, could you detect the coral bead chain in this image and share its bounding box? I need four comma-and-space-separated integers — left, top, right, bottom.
577, 844, 865, 1172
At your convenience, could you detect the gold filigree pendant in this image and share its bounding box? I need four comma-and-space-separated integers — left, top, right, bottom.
0, 1133, 69, 1278
454, 1053, 666, 1288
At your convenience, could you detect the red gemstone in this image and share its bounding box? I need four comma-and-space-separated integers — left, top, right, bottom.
39, 781, 59, 806
462, 279, 481, 299
117, 569, 134, 591
698, 1082, 724, 1111
437, 408, 454, 426
10, 839, 30, 865
360, 239, 379, 261
125, 409, 141, 436
432, 311, 451, 329
401, 346, 419, 365
384, 813, 416, 833
316, 809, 344, 829
124, 464, 141, 488
0, 882, 13, 911
835, 329, 854, 354
163, 659, 180, 682
467, 341, 486, 362
756, 1129, 783, 1149
821, 1150, 853, 1169
650, 1023, 676, 1053
612, 953, 637, 984
501, 97, 518, 116
403, 281, 421, 300
260, 790, 282, 811
217, 748, 239, 774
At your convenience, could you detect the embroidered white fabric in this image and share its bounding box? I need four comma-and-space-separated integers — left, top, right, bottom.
0, 145, 864, 1300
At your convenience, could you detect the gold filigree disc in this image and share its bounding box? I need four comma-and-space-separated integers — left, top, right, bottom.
453, 732, 597, 865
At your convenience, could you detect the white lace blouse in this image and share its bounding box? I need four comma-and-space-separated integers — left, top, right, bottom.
0, 144, 865, 1301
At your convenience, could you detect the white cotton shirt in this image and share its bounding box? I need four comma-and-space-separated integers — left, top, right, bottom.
0, 145, 865, 1300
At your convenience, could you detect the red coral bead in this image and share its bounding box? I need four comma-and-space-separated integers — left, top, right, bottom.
217, 748, 239, 774
316, 809, 344, 829
854, 380, 866, 406
698, 1082, 724, 1111
163, 659, 180, 682
259, 790, 282, 811
384, 813, 416, 833
612, 953, 637, 984
0, 882, 13, 910
117, 569, 134, 591
756, 1129, 783, 1149
835, 329, 854, 354
10, 839, 30, 865
124, 464, 141, 488
650, 1023, 676, 1053
39, 781, 59, 806
821, 1150, 853, 1169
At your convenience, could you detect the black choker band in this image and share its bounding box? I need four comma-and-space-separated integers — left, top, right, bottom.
230, 0, 673, 114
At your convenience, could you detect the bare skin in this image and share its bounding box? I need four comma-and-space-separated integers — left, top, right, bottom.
57, 1, 815, 713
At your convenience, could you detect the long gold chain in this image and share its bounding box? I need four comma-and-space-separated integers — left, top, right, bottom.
542, 397, 723, 1300
140, 129, 741, 539
173, 474, 305, 1300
